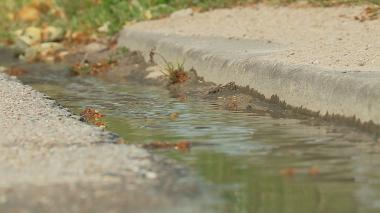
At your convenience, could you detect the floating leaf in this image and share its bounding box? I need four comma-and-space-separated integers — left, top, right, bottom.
80, 108, 106, 127
280, 168, 296, 177
174, 141, 191, 151
308, 166, 320, 176
169, 112, 179, 120
143, 141, 191, 152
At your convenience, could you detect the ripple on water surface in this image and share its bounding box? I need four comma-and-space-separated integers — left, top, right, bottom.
19, 64, 380, 213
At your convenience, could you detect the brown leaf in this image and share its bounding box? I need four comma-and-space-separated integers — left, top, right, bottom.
143, 141, 191, 151
66, 32, 96, 45
32, 0, 53, 13
17, 6, 40, 22
308, 166, 320, 176
176, 94, 187, 102
71, 59, 117, 76
5, 67, 28, 76
280, 168, 296, 177
355, 6, 379, 22
174, 141, 191, 151
173, 70, 189, 84
94, 121, 106, 128
80, 108, 104, 122
169, 112, 179, 120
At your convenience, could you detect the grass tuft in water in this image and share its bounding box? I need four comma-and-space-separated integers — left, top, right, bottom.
149, 48, 189, 84
163, 61, 189, 85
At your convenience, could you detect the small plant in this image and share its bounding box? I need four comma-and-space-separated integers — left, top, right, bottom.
149, 49, 189, 84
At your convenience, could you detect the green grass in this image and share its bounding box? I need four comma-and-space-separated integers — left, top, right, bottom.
0, 0, 379, 43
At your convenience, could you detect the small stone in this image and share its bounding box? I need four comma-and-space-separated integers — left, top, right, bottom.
145, 171, 157, 179
145, 66, 164, 79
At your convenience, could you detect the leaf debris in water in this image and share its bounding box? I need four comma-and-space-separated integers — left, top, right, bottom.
143, 141, 191, 152
80, 108, 106, 127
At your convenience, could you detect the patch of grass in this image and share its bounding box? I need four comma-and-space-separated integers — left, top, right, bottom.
163, 61, 189, 84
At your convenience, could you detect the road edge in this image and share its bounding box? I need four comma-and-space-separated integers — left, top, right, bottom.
118, 29, 380, 126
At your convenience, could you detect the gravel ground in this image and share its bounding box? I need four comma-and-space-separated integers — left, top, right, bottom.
0, 73, 213, 212
128, 4, 380, 71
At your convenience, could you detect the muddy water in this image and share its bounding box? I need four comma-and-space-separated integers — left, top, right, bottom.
14, 62, 380, 213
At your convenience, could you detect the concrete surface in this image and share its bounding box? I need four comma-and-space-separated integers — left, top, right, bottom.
0, 73, 212, 212
127, 5, 380, 71
118, 5, 380, 125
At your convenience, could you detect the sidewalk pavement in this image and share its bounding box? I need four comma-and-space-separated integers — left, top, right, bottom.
118, 4, 380, 125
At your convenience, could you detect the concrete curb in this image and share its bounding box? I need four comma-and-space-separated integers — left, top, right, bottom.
118, 29, 380, 125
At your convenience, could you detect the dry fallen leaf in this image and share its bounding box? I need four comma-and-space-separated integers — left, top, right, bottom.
97, 22, 110, 33
308, 166, 320, 176
64, 31, 96, 45
169, 112, 179, 120
176, 94, 187, 102
17, 6, 40, 22
280, 168, 296, 177
42, 26, 65, 42
143, 141, 191, 151
94, 121, 106, 128
16, 26, 43, 46
354, 6, 379, 22
80, 108, 106, 127
71, 59, 117, 76
173, 70, 189, 84
174, 141, 191, 151
23, 42, 66, 63
4, 67, 28, 76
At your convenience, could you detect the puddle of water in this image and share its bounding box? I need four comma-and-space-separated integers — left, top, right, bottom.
15, 62, 380, 213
